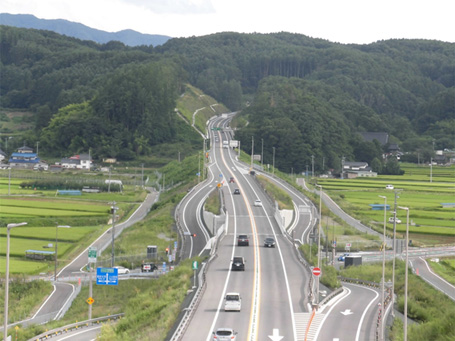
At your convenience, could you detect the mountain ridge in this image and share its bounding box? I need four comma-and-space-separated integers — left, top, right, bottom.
0, 13, 171, 47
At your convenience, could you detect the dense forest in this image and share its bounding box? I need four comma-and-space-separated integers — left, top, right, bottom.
0, 26, 453, 172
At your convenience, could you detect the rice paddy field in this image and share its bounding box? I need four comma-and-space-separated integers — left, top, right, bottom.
316, 163, 455, 246
0, 174, 147, 274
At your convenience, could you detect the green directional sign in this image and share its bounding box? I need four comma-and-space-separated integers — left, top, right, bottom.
192, 261, 198, 270
88, 247, 97, 263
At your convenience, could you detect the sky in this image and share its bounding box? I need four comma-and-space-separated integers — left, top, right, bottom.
1, 0, 454, 44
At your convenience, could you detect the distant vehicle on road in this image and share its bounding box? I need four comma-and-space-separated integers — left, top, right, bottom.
229, 177, 235, 183
388, 217, 402, 224
224, 293, 241, 312
264, 237, 276, 248
237, 234, 249, 246
338, 253, 349, 261
141, 263, 157, 272
114, 266, 130, 274
233, 188, 240, 195
231, 257, 245, 271
213, 328, 237, 340
386, 184, 394, 190
254, 199, 262, 207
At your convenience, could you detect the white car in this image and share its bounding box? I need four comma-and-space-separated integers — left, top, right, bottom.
224, 293, 241, 312
213, 328, 237, 340
254, 199, 262, 207
385, 184, 394, 190
114, 266, 130, 274
388, 217, 402, 224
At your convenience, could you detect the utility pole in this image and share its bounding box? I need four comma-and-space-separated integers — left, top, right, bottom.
141, 163, 144, 188
110, 202, 118, 268
316, 185, 322, 305
250, 136, 254, 170
261, 138, 264, 169
379, 195, 387, 340
391, 190, 399, 317
272, 147, 276, 176
311, 155, 314, 178
430, 158, 433, 183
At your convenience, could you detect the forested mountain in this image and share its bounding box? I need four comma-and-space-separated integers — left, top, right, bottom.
1, 26, 453, 172
0, 13, 171, 47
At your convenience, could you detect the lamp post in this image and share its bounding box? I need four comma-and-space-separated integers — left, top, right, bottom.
378, 195, 387, 341
272, 147, 276, 177
4, 222, 27, 341
316, 184, 322, 305
55, 225, 71, 281
110, 203, 119, 268
398, 206, 410, 341
261, 138, 264, 169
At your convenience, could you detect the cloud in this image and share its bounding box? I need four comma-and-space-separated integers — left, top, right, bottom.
121, 0, 215, 14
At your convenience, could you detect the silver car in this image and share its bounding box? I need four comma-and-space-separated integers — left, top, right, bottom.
213, 328, 237, 340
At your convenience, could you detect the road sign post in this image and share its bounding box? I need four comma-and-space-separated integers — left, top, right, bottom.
312, 267, 322, 277
192, 261, 198, 288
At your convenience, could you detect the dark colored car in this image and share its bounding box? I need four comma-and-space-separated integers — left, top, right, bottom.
233, 188, 240, 195
264, 237, 276, 248
237, 234, 249, 246
141, 263, 158, 272
229, 177, 235, 183
231, 256, 245, 271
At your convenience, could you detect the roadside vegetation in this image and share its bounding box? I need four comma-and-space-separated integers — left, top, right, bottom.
427, 257, 455, 286
205, 188, 221, 215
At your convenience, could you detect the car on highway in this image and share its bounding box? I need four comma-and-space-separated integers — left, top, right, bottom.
388, 217, 402, 224
231, 256, 245, 271
213, 328, 237, 340
237, 234, 249, 246
254, 199, 262, 207
233, 188, 240, 195
264, 237, 276, 248
114, 266, 130, 274
224, 293, 241, 312
141, 263, 158, 272
337, 253, 349, 261
229, 177, 235, 183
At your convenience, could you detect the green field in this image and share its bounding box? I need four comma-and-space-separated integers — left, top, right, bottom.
315, 163, 455, 245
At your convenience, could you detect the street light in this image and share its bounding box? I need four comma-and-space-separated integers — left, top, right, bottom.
272, 147, 276, 176
4, 222, 27, 341
316, 184, 322, 305
55, 225, 71, 282
110, 203, 119, 268
378, 195, 387, 341
398, 206, 410, 341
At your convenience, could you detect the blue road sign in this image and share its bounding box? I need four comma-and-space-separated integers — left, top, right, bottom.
96, 267, 118, 286
162, 262, 166, 273
174, 241, 178, 249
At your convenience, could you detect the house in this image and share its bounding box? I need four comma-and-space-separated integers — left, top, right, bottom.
60, 154, 92, 170
8, 145, 40, 169
359, 132, 389, 146
342, 161, 377, 178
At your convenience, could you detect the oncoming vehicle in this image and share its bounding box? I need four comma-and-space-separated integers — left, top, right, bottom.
231, 257, 245, 271
229, 177, 235, 183
264, 237, 276, 248
213, 328, 237, 340
141, 263, 158, 272
254, 199, 262, 207
224, 293, 241, 312
237, 234, 249, 246
388, 217, 402, 224
233, 188, 240, 195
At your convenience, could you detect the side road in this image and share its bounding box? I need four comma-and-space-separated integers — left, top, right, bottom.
1, 188, 158, 333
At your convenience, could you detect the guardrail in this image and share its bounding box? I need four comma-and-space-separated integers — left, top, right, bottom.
31, 313, 124, 340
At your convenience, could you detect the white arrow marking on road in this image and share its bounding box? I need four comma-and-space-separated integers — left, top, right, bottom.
341, 309, 353, 315
268, 328, 284, 341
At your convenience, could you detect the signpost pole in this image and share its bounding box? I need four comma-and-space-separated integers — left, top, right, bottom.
89, 266, 92, 320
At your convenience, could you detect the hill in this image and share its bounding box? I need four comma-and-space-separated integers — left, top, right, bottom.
0, 26, 453, 172
0, 13, 171, 47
